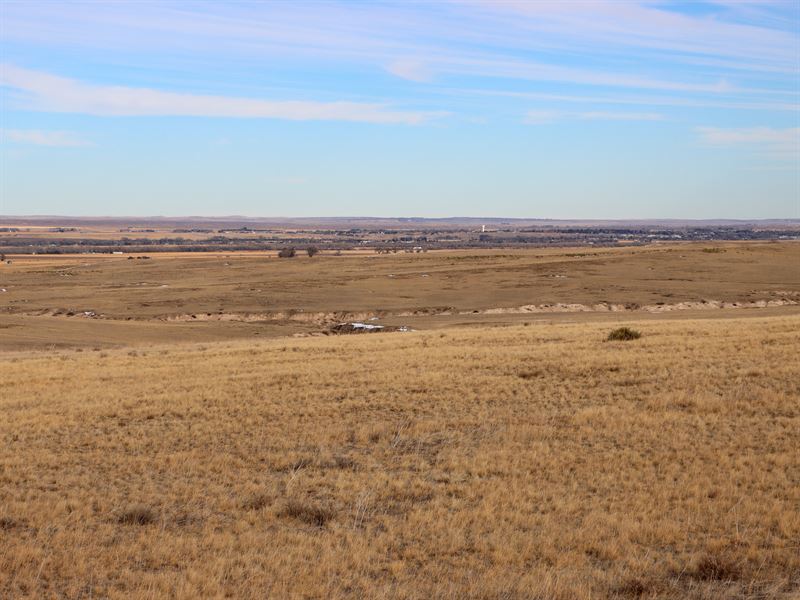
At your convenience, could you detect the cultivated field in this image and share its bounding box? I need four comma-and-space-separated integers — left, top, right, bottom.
1, 315, 798, 599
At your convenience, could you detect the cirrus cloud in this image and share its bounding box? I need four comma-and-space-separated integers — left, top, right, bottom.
524, 109, 665, 124
1, 128, 91, 147
696, 126, 800, 161
0, 64, 441, 124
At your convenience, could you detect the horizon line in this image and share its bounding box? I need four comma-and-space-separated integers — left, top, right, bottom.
1, 215, 799, 223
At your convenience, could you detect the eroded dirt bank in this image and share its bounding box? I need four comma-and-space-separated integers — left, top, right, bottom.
19, 292, 800, 325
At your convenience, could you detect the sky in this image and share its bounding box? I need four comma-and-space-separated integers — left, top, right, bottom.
0, 0, 798, 219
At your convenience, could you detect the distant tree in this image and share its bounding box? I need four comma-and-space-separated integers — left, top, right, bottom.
306, 246, 320, 257
278, 247, 296, 258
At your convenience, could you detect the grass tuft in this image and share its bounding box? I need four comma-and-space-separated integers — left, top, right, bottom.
117, 505, 157, 526
687, 553, 741, 581
332, 455, 357, 470
241, 494, 270, 511
607, 326, 642, 341
610, 577, 654, 597
281, 499, 335, 527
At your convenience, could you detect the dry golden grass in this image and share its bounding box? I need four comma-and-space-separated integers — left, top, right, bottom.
1, 314, 798, 599
1, 242, 798, 351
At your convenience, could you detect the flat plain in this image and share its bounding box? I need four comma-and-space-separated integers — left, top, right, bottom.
1, 242, 798, 350
1, 241, 798, 599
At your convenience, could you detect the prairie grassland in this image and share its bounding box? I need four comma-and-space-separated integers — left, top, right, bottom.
1, 314, 798, 599
1, 242, 798, 350
2, 243, 798, 322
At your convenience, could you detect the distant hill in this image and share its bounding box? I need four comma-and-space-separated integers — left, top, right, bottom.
2, 215, 799, 230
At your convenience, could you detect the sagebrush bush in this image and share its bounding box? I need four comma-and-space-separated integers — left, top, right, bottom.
607, 327, 641, 341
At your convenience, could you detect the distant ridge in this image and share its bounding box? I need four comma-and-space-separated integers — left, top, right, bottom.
2, 215, 799, 230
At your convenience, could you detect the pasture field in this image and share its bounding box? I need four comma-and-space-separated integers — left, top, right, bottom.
0, 242, 798, 599
0, 315, 798, 598
1, 242, 798, 350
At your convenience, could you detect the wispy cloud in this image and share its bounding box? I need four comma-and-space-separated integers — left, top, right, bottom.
696, 126, 800, 161
455, 87, 799, 113
524, 109, 665, 124
385, 59, 432, 83
578, 111, 664, 121
0, 64, 439, 124
523, 110, 560, 125
1, 128, 91, 147
429, 56, 738, 94
471, 0, 799, 70
1, 1, 797, 98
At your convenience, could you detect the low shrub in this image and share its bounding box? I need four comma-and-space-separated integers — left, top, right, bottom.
607, 327, 642, 341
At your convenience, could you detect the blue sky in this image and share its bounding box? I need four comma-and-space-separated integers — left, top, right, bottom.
1, 0, 798, 218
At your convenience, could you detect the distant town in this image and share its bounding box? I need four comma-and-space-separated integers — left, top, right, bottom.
0, 217, 798, 255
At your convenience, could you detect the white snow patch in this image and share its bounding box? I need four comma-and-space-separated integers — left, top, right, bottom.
350, 322, 384, 330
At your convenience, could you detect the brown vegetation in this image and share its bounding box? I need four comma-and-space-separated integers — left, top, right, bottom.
1, 314, 798, 598
1, 242, 798, 351
607, 326, 642, 341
